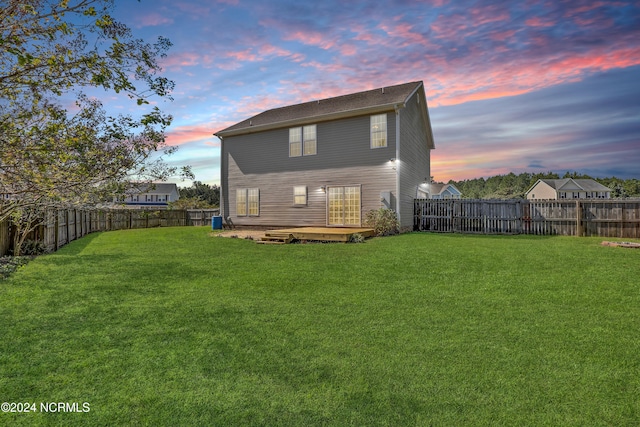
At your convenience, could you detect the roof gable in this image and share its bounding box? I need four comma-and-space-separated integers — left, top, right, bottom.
430, 183, 461, 196
215, 81, 424, 137
528, 179, 612, 194
556, 179, 582, 191
443, 184, 462, 195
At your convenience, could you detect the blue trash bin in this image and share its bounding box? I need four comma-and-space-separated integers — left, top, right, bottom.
212, 215, 223, 230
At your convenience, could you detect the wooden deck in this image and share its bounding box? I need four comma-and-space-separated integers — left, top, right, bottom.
259, 227, 375, 244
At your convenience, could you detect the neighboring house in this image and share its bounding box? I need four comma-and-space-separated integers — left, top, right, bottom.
525, 179, 612, 200
214, 81, 435, 229
115, 183, 180, 208
0, 184, 17, 201
428, 183, 462, 199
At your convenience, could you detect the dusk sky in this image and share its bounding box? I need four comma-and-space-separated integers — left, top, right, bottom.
106, 0, 640, 186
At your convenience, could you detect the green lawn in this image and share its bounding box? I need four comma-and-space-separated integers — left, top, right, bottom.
1, 227, 638, 426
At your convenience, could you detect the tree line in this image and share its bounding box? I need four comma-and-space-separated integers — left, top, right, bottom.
170, 182, 220, 209
173, 172, 640, 209
445, 172, 640, 199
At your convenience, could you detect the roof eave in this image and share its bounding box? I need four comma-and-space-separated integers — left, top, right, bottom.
409, 83, 435, 150
214, 102, 404, 138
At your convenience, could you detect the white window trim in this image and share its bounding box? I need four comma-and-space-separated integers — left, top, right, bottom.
248, 188, 259, 216
289, 125, 317, 157
236, 188, 260, 217
293, 186, 307, 206
370, 114, 387, 149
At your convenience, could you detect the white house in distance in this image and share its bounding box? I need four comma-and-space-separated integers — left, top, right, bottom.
525, 178, 612, 200
115, 183, 180, 208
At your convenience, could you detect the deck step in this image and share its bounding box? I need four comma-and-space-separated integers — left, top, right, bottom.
259, 233, 294, 244
256, 240, 286, 245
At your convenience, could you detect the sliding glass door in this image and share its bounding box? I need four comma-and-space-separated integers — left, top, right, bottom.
327, 186, 361, 226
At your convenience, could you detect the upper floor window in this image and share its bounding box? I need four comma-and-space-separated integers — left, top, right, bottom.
370, 114, 387, 148
289, 125, 316, 157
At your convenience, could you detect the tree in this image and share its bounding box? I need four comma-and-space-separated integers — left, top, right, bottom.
178, 181, 220, 207
0, 1, 192, 254
623, 179, 640, 198
449, 172, 640, 200
168, 198, 215, 210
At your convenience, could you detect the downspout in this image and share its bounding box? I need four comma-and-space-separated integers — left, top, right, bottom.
395, 106, 401, 224
218, 136, 225, 220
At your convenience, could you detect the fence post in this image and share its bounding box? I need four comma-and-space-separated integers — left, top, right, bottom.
576, 200, 582, 237
55, 209, 60, 250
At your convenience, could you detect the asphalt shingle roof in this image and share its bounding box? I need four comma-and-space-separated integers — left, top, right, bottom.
130, 183, 178, 195
215, 81, 423, 136
541, 179, 611, 191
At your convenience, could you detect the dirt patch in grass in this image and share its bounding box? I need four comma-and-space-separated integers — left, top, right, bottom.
210, 229, 265, 240
601, 241, 640, 248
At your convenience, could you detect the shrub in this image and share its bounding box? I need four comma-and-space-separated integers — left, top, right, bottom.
18, 239, 48, 256
349, 233, 365, 243
0, 256, 32, 280
364, 208, 400, 236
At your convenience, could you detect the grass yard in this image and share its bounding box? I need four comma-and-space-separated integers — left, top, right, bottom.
0, 227, 638, 426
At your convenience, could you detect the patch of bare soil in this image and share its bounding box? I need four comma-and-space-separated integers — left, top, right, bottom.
601, 241, 640, 248
211, 230, 265, 240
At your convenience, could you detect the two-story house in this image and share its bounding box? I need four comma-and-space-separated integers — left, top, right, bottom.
526, 179, 612, 200
214, 81, 435, 229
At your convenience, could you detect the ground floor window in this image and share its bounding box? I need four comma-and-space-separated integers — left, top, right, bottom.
294, 186, 307, 205
237, 188, 259, 216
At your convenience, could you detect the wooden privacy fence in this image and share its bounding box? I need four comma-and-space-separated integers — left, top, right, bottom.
414, 199, 640, 238
1, 208, 219, 256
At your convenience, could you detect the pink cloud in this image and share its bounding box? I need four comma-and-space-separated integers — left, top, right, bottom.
283, 29, 337, 50
467, 4, 511, 26
339, 44, 357, 56
524, 16, 555, 27
431, 3, 510, 39
226, 49, 259, 62
213, 42, 304, 70
430, 13, 470, 39
425, 41, 640, 107
134, 12, 173, 28
160, 52, 201, 71
379, 21, 434, 48
566, 1, 611, 16
166, 125, 220, 147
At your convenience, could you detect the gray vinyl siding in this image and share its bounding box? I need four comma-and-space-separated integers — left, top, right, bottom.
398, 90, 432, 228
222, 113, 397, 227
